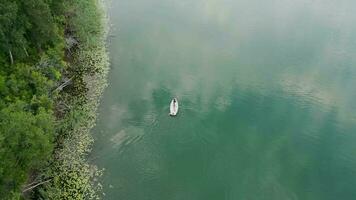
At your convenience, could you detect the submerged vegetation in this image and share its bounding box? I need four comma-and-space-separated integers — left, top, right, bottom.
0, 0, 109, 199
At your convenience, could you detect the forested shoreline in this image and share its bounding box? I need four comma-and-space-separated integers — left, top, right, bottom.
0, 0, 109, 199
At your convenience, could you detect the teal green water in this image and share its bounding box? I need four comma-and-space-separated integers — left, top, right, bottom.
93, 0, 356, 199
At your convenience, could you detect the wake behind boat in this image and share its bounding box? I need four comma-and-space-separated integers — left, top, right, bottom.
169, 98, 179, 116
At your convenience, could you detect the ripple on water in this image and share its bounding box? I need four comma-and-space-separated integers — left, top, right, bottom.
110, 126, 145, 153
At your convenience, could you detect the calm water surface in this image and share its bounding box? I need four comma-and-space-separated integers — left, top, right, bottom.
93, 0, 356, 199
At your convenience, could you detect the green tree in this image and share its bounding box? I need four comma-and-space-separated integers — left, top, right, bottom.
0, 63, 54, 106
0, 0, 29, 63
0, 101, 54, 198
22, 0, 61, 50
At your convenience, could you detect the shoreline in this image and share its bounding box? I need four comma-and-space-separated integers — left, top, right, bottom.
32, 0, 110, 199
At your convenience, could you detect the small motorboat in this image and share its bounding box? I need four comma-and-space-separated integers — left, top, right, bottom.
169, 98, 179, 116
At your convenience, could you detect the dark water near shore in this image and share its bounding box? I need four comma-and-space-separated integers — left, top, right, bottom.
93, 0, 356, 199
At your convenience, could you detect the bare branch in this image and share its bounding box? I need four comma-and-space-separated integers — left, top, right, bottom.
52, 76, 74, 93
22, 179, 52, 193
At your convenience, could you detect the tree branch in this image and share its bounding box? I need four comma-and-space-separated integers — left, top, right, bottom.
22, 179, 52, 193
52, 76, 74, 93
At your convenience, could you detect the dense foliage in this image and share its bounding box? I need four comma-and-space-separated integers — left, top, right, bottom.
0, 0, 108, 199
0, 0, 64, 198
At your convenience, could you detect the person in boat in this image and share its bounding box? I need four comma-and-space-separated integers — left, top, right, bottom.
173, 98, 177, 108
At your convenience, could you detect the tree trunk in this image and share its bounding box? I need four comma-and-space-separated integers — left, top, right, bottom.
22, 179, 51, 193
9, 49, 13, 65
23, 46, 29, 57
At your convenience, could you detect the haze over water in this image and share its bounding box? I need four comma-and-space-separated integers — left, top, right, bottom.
93, 0, 356, 199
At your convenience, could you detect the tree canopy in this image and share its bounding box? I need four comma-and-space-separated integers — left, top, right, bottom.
0, 0, 107, 198
0, 0, 64, 198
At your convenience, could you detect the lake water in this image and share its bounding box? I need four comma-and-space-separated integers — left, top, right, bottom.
92, 0, 356, 199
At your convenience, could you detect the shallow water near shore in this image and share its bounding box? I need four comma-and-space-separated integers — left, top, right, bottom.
92, 0, 356, 199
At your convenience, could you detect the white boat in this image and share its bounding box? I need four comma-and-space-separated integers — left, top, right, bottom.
169, 98, 179, 116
